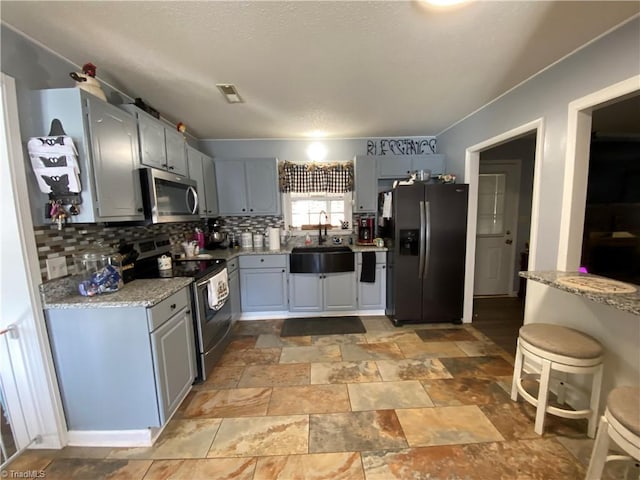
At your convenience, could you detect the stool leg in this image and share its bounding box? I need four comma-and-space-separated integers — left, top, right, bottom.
511, 339, 523, 401
534, 358, 552, 435
586, 415, 610, 480
588, 364, 604, 439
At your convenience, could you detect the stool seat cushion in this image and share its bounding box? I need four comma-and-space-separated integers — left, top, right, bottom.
607, 386, 640, 437
519, 324, 603, 359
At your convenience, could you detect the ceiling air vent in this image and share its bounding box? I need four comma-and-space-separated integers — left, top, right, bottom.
216, 84, 243, 103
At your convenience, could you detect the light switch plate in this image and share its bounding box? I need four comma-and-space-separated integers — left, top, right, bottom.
46, 256, 68, 279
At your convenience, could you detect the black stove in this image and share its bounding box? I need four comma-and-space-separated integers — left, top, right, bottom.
128, 235, 226, 282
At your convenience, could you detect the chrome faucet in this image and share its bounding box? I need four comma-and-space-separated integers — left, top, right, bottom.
318, 210, 328, 244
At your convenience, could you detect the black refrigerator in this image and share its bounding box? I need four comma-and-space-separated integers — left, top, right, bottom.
380, 182, 468, 326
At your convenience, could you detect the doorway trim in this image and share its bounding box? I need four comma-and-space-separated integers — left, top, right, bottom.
557, 75, 640, 270
462, 118, 545, 323
0, 73, 66, 450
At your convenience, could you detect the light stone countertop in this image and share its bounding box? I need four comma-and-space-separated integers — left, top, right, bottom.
181, 241, 387, 261
42, 277, 193, 309
520, 271, 640, 316
41, 243, 387, 309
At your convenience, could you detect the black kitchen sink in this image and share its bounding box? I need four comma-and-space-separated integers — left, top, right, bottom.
291, 246, 352, 253
290, 246, 354, 273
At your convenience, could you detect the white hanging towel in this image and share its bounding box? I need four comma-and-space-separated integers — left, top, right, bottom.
27, 136, 78, 156
207, 268, 229, 310
382, 192, 393, 219
33, 166, 81, 194
29, 153, 79, 171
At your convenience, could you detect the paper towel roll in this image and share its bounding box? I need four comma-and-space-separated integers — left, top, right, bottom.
268, 227, 281, 250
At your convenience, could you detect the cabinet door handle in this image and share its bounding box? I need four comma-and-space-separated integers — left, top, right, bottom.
168, 166, 175, 171
281, 269, 285, 272
260, 258, 264, 262
250, 208, 254, 212
185, 310, 191, 314
170, 303, 177, 310
242, 208, 246, 212
137, 207, 143, 212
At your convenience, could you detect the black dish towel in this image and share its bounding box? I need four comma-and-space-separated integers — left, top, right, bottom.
360, 251, 376, 283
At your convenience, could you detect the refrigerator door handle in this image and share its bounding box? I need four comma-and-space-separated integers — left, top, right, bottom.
424, 201, 431, 280
419, 201, 426, 279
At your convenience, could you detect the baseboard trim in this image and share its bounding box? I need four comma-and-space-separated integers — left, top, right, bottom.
66, 427, 162, 447
238, 310, 386, 321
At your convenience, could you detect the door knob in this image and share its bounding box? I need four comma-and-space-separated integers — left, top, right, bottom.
505, 239, 513, 245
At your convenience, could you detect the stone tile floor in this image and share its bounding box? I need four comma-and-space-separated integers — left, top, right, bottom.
4, 317, 629, 479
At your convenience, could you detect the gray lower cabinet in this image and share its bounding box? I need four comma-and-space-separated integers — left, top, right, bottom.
289, 272, 357, 312
21, 88, 144, 224
227, 258, 241, 320
45, 287, 195, 430
356, 252, 387, 310
239, 255, 288, 311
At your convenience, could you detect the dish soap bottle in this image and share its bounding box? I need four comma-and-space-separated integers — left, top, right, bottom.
305, 233, 311, 245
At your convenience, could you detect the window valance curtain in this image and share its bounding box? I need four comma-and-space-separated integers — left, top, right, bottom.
279, 160, 354, 193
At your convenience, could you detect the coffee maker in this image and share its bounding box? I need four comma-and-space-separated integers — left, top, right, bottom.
358, 217, 374, 243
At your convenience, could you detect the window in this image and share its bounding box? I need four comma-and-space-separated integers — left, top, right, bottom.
283, 191, 352, 232
477, 173, 506, 235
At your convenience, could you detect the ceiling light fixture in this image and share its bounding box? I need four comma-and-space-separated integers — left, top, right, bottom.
216, 84, 243, 103
422, 0, 469, 7
306, 142, 328, 162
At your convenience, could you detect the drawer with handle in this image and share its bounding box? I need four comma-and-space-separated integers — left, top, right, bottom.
147, 287, 190, 332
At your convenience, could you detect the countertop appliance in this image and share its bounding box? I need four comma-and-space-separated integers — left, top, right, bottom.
139, 168, 199, 224
380, 183, 468, 326
131, 235, 232, 381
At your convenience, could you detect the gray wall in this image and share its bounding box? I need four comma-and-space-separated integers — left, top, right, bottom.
1, 24, 132, 104
199, 137, 435, 163
438, 18, 640, 270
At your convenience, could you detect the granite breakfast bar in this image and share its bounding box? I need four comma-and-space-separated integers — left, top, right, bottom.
520, 271, 639, 415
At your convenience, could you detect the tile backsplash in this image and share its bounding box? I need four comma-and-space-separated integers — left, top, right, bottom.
34, 221, 203, 281
34, 216, 286, 281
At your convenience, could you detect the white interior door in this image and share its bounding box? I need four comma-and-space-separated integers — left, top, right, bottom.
474, 161, 520, 296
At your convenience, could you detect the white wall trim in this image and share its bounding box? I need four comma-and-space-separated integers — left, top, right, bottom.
462, 119, 544, 323
557, 75, 640, 270
66, 428, 159, 448
0, 73, 67, 449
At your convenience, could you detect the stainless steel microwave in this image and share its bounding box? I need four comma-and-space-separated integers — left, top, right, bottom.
140, 168, 199, 224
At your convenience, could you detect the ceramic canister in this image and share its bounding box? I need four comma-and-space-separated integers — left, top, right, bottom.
241, 231, 253, 248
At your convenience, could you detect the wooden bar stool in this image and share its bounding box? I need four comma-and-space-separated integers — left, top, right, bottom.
586, 386, 640, 480
511, 323, 604, 437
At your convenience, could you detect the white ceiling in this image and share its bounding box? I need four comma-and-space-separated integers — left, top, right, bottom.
1, 1, 638, 140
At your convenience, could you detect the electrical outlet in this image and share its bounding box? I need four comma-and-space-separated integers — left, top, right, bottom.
46, 256, 68, 279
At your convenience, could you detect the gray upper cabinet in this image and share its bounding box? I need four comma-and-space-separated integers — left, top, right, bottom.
121, 104, 188, 176
186, 146, 218, 217
215, 157, 280, 216
20, 88, 144, 224
354, 156, 378, 213
377, 154, 445, 179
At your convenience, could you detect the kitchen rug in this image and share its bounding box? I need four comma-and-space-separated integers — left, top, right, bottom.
280, 316, 366, 337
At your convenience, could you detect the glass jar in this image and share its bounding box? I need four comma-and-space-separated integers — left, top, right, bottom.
73, 247, 123, 296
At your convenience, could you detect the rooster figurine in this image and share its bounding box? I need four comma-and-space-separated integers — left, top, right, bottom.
70, 62, 107, 102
